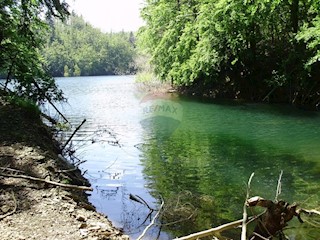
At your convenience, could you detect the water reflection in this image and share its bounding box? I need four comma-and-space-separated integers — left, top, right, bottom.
50, 76, 173, 239
50, 76, 320, 239
140, 100, 320, 238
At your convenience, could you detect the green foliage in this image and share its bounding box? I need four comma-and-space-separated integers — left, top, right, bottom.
6, 94, 41, 117
55, 122, 70, 131
297, 16, 320, 66
43, 14, 137, 77
135, 72, 151, 83
138, 0, 320, 109
0, 0, 68, 103
63, 65, 70, 77
73, 64, 81, 76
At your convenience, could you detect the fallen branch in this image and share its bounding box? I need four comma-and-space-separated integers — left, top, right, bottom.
137, 197, 164, 240
297, 208, 320, 227
129, 194, 155, 211
175, 172, 319, 240
275, 170, 283, 201
55, 167, 78, 173
0, 167, 25, 174
0, 191, 17, 220
174, 219, 244, 240
40, 112, 58, 125
299, 209, 320, 216
174, 212, 265, 240
252, 232, 270, 240
247, 196, 299, 239
62, 119, 86, 150
0, 172, 92, 191
241, 172, 255, 240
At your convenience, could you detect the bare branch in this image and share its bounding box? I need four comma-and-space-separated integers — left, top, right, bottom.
241, 172, 254, 240
0, 172, 92, 191
137, 197, 164, 240
252, 232, 270, 240
299, 209, 320, 216
129, 194, 155, 211
275, 170, 283, 201
62, 119, 86, 150
174, 219, 244, 240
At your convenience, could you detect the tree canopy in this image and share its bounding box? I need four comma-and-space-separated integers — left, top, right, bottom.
138, 0, 320, 109
43, 14, 137, 77
0, 0, 69, 102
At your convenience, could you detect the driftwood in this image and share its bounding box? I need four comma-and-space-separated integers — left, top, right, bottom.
247, 170, 298, 240
241, 172, 255, 240
247, 196, 299, 239
174, 219, 244, 240
0, 172, 92, 191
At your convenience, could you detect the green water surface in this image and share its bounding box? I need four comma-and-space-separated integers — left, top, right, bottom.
140, 98, 320, 239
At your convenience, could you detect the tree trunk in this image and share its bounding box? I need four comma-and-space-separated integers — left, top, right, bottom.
291, 0, 299, 33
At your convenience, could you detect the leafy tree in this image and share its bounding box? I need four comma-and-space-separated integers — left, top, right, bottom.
0, 0, 69, 102
297, 18, 320, 65
138, 0, 320, 109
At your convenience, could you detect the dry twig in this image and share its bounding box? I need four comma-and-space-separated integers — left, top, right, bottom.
174, 219, 244, 240
62, 119, 86, 150
275, 170, 283, 201
130, 194, 155, 211
137, 197, 164, 240
0, 171, 92, 191
241, 172, 255, 240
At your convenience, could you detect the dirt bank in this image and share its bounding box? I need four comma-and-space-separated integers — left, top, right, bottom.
0, 98, 129, 240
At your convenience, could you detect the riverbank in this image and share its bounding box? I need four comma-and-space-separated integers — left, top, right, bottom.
0, 97, 129, 240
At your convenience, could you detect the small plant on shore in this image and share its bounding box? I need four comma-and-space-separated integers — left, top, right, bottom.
135, 72, 157, 83
6, 95, 41, 116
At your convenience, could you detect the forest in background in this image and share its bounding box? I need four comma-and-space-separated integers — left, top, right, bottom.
2, 0, 320, 110
1, 0, 138, 102
43, 14, 137, 77
137, 0, 320, 109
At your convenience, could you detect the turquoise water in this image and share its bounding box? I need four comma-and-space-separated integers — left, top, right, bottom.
51, 76, 320, 239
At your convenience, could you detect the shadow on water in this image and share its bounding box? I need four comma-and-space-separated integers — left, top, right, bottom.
180, 95, 320, 118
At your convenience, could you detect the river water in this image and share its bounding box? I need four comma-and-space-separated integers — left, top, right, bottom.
50, 76, 320, 239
